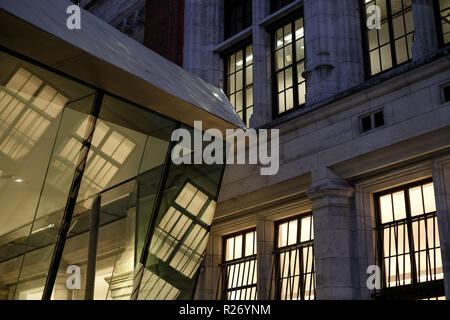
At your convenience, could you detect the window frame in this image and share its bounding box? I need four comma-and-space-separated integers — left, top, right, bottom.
433, 0, 450, 48
273, 213, 315, 300
360, 0, 415, 79
270, 0, 296, 14
223, 40, 254, 127
373, 178, 445, 300
269, 10, 306, 119
220, 228, 258, 300
224, 0, 253, 40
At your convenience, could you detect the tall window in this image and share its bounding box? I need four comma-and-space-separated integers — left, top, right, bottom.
271, 0, 296, 13
225, 45, 254, 127
272, 16, 305, 116
224, 0, 252, 39
221, 229, 257, 300
435, 0, 450, 46
362, 0, 415, 76
374, 179, 445, 299
274, 214, 315, 300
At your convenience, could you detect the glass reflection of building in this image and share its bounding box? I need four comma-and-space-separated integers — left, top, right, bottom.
0, 1, 243, 300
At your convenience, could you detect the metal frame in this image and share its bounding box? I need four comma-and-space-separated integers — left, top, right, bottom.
269, 10, 305, 119
373, 178, 445, 300
42, 90, 104, 300
220, 228, 257, 300
273, 213, 315, 300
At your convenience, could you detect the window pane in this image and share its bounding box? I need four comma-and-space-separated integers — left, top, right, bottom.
409, 186, 424, 217
422, 183, 436, 213
380, 194, 394, 223
392, 191, 406, 220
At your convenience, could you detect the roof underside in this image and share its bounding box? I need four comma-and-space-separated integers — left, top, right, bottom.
0, 0, 245, 132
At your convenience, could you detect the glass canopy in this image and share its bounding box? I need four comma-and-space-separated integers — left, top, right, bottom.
0, 50, 225, 300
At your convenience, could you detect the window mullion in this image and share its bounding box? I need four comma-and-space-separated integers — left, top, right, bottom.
404, 186, 418, 285
291, 21, 300, 109
386, 0, 398, 67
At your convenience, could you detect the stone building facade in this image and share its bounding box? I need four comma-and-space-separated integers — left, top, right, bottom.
85, 0, 450, 300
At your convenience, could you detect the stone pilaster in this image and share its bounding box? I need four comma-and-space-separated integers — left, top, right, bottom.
194, 233, 222, 299
303, 0, 364, 106
251, 0, 271, 128
412, 0, 439, 60
256, 216, 274, 300
183, 0, 224, 86
306, 172, 359, 299
432, 156, 450, 300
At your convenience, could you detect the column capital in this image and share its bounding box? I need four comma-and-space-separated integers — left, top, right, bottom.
306, 178, 354, 201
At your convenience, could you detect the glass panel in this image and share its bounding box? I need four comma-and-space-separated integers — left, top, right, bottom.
380, 44, 393, 71
380, 194, 394, 224
139, 126, 225, 299
409, 186, 424, 217
234, 235, 243, 259
392, 191, 406, 220
278, 222, 288, 247
0, 49, 96, 300
422, 183, 436, 213
287, 220, 297, 246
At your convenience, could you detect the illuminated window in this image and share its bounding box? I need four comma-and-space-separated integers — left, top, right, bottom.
221, 229, 257, 300
362, 0, 415, 76
145, 182, 216, 281
275, 214, 315, 300
0, 68, 67, 160
224, 0, 252, 39
435, 0, 450, 46
225, 44, 253, 127
271, 0, 296, 13
374, 179, 445, 299
272, 16, 305, 116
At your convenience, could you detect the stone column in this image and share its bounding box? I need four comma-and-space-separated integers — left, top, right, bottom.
412, 0, 439, 60
432, 156, 450, 300
194, 233, 222, 299
251, 0, 271, 128
183, 0, 224, 86
303, 0, 364, 106
256, 216, 274, 300
306, 170, 359, 299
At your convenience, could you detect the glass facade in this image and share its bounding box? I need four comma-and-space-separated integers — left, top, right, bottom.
274, 214, 315, 300
220, 230, 257, 300
225, 45, 254, 127
0, 50, 225, 300
374, 179, 445, 299
362, 0, 415, 76
272, 16, 306, 116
